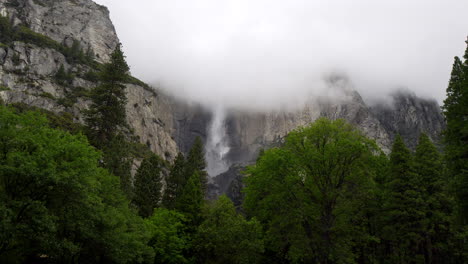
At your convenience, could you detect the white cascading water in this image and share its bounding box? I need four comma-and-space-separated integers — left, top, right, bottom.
205, 106, 231, 177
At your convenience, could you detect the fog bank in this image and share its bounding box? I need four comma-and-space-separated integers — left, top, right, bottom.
95, 0, 467, 109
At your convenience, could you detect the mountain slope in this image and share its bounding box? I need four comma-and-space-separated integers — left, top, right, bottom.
0, 0, 445, 179
0, 0, 181, 160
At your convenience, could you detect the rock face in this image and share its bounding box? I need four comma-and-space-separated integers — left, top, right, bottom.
211, 84, 445, 202
369, 91, 445, 150
0, 0, 446, 199
0, 0, 118, 62
221, 76, 393, 169
0, 0, 181, 160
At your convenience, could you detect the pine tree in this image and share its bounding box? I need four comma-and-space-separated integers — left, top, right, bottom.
85, 45, 95, 64
162, 153, 187, 209
175, 171, 204, 227
0, 15, 13, 44
102, 134, 133, 196
84, 43, 130, 147
84, 43, 133, 195
382, 135, 425, 263
185, 137, 208, 194
55, 64, 67, 83
133, 155, 164, 218
443, 39, 468, 223
414, 133, 453, 262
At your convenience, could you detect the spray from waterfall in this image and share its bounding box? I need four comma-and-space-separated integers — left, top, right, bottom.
205, 107, 231, 177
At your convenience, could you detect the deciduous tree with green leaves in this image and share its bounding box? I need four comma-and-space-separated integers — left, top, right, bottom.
244, 118, 381, 263
194, 195, 264, 264
0, 106, 153, 263
145, 208, 189, 264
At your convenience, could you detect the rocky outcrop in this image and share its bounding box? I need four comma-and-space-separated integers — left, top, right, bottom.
207, 164, 245, 207
0, 0, 446, 197
369, 91, 445, 149
0, 0, 118, 62
209, 86, 445, 201
0, 0, 181, 160
222, 76, 393, 169
172, 102, 211, 154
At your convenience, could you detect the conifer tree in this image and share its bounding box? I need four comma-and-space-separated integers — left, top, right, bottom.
185, 137, 208, 194
0, 15, 13, 44
443, 39, 468, 223
85, 43, 130, 147
175, 171, 204, 227
84, 43, 132, 195
102, 134, 133, 196
162, 153, 187, 209
414, 133, 453, 262
382, 135, 425, 263
133, 155, 164, 218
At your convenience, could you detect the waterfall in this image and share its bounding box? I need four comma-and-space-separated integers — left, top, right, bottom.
205, 107, 230, 177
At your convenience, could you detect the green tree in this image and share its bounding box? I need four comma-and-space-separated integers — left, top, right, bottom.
381, 135, 425, 263
194, 195, 264, 264
66, 39, 85, 64
102, 134, 133, 196
162, 153, 187, 209
175, 171, 204, 228
0, 15, 13, 44
414, 133, 453, 263
145, 208, 189, 264
84, 43, 130, 146
0, 106, 153, 263
185, 137, 208, 194
244, 118, 381, 263
84, 43, 133, 194
443, 39, 468, 223
134, 154, 164, 218
54, 64, 73, 85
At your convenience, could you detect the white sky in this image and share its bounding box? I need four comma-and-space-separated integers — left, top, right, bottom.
95, 0, 467, 108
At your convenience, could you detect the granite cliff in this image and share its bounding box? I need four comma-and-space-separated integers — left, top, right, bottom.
0, 0, 182, 160
0, 0, 446, 198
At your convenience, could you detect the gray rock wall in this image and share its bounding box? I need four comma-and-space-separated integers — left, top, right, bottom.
0, 0, 118, 62
0, 0, 181, 160
0, 0, 446, 171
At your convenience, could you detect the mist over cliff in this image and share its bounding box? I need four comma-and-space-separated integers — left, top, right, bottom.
0, 0, 455, 179
96, 0, 467, 110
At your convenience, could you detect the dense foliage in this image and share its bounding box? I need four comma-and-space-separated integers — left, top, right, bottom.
2, 32, 468, 263
244, 118, 382, 263
0, 106, 153, 263
194, 196, 264, 264
243, 119, 465, 263
443, 39, 468, 223
84, 44, 134, 195
133, 155, 165, 218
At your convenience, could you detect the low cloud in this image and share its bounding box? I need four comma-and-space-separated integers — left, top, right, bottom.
96, 0, 467, 109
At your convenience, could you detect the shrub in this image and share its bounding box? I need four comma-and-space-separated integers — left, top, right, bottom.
11, 52, 21, 65
39, 92, 56, 100
0, 85, 10, 91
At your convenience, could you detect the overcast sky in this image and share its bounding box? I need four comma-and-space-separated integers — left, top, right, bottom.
95, 0, 467, 109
